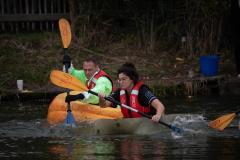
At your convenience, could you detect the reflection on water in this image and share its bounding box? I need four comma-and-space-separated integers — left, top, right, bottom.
0, 95, 240, 159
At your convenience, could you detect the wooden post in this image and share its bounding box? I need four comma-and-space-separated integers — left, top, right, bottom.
25, 0, 30, 30
37, 0, 42, 31
31, 0, 35, 30
13, 0, 19, 32
19, 0, 23, 30
1, 0, 5, 31
1, 0, 4, 15
63, 0, 66, 13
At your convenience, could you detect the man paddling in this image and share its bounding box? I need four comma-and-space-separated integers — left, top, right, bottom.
63, 56, 115, 105
98, 63, 165, 123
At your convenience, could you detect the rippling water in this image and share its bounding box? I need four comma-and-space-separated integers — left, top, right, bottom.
0, 95, 239, 160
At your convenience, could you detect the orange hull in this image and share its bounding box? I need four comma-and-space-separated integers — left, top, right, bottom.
47, 91, 123, 124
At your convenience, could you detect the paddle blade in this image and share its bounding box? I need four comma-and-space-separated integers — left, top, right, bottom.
170, 125, 183, 134
59, 18, 72, 49
65, 110, 76, 127
208, 113, 236, 131
50, 70, 88, 92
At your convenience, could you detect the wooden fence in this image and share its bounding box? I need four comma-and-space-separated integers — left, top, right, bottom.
0, 0, 69, 32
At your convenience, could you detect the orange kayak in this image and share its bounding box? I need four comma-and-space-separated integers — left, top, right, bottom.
47, 91, 123, 124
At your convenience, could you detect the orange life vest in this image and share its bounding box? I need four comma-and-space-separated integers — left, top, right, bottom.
86, 70, 116, 91
120, 81, 150, 118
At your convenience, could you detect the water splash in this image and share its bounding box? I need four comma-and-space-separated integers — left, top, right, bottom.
170, 114, 209, 138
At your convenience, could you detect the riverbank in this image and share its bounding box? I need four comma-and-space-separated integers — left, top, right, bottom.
1, 73, 240, 102
0, 33, 239, 100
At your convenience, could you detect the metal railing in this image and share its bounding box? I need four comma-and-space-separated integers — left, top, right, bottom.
0, 0, 69, 32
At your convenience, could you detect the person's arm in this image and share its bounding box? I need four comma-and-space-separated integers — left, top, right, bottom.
81, 77, 112, 104
64, 68, 88, 103
139, 85, 165, 123
99, 89, 120, 108
70, 69, 87, 84
65, 71, 112, 104
98, 93, 112, 107
150, 99, 165, 122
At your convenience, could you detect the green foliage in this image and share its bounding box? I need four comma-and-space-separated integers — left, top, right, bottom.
70, 0, 230, 55
0, 32, 62, 92
0, 0, 235, 95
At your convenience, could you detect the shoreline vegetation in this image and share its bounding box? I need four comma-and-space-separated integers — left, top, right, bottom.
0, 32, 237, 98
1, 1, 239, 98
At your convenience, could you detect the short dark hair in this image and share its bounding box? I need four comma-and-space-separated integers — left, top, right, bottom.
117, 62, 139, 84
84, 56, 99, 66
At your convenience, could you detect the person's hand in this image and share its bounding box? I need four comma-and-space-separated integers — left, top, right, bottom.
98, 92, 106, 98
65, 93, 85, 103
98, 93, 106, 107
151, 114, 162, 123
63, 63, 73, 73
63, 54, 71, 72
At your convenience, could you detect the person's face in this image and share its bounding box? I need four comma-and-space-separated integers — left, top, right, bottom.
83, 61, 98, 79
118, 73, 133, 90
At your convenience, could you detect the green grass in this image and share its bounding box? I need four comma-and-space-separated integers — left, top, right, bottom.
0, 32, 236, 96
0, 33, 61, 92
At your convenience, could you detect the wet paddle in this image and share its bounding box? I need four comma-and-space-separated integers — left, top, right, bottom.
208, 110, 240, 131
50, 70, 183, 133
58, 18, 76, 127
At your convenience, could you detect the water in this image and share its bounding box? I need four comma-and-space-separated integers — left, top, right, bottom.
0, 95, 239, 160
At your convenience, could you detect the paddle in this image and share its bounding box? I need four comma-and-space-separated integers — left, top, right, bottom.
50, 70, 183, 133
58, 18, 76, 127
208, 110, 240, 131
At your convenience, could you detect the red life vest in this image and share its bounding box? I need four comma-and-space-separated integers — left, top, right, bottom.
120, 81, 150, 118
86, 70, 116, 91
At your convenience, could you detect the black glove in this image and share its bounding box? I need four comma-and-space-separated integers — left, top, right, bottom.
63, 54, 71, 70
65, 93, 85, 103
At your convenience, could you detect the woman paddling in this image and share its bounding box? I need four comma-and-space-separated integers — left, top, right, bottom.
98, 63, 165, 123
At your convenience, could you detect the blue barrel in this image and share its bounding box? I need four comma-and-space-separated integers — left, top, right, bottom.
200, 55, 219, 77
